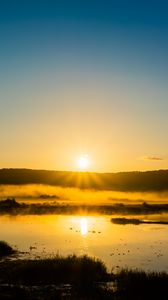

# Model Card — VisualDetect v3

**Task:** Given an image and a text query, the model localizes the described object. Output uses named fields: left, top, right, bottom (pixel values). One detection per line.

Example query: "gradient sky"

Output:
left=0, top=0, right=168, bottom=172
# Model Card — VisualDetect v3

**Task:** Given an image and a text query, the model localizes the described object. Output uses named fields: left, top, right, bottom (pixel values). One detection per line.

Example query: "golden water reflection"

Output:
left=80, top=217, right=88, bottom=235
left=1, top=214, right=168, bottom=273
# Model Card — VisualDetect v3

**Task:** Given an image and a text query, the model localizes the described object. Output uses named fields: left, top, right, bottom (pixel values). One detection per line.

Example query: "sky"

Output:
left=0, top=0, right=168, bottom=172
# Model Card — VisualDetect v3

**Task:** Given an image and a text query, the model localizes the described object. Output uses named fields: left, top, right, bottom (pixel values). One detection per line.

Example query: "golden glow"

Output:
left=76, top=154, right=90, bottom=170
left=80, top=217, right=88, bottom=235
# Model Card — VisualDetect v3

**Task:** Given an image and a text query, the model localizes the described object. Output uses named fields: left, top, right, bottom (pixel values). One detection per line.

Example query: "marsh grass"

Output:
left=0, top=253, right=168, bottom=299
left=0, top=255, right=113, bottom=299
left=0, top=255, right=109, bottom=285
left=115, top=269, right=168, bottom=300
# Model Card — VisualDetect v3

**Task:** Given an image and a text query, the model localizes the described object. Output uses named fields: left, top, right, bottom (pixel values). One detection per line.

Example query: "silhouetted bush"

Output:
left=0, top=241, right=16, bottom=257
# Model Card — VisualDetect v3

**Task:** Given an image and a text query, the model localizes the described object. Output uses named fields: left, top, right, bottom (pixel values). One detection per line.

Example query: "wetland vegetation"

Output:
left=1, top=198, right=168, bottom=216
left=1, top=175, right=168, bottom=299
left=0, top=243, right=168, bottom=299
left=111, top=217, right=168, bottom=225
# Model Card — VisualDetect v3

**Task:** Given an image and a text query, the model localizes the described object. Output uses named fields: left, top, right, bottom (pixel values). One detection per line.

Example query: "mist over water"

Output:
left=1, top=184, right=168, bottom=273
left=0, top=184, right=168, bottom=204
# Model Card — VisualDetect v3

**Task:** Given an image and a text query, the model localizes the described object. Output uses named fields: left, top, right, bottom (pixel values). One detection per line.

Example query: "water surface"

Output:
left=1, top=213, right=168, bottom=272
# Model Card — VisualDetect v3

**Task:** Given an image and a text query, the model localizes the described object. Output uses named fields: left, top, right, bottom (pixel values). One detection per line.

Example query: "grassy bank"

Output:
left=0, top=255, right=109, bottom=285
left=0, top=254, right=112, bottom=299
left=0, top=246, right=168, bottom=299
left=115, top=269, right=168, bottom=300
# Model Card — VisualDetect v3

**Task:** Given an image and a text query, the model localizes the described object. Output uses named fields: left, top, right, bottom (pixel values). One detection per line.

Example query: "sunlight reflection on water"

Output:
left=80, top=217, right=88, bottom=236
left=1, top=214, right=168, bottom=273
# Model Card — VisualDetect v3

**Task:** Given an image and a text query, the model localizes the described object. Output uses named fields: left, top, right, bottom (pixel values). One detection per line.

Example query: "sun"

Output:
left=77, top=154, right=90, bottom=170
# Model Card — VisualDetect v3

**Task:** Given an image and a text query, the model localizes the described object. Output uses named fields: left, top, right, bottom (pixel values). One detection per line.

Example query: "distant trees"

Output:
left=0, top=168, right=168, bottom=191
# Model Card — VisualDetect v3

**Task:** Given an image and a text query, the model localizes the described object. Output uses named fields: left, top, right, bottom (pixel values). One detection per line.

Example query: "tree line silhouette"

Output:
left=0, top=168, right=168, bottom=191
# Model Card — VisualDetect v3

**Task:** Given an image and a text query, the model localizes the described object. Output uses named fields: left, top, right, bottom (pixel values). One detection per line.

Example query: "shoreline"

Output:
left=1, top=198, right=168, bottom=216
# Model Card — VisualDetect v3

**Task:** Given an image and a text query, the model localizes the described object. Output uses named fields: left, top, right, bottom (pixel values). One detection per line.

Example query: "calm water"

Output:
left=1, top=213, right=168, bottom=272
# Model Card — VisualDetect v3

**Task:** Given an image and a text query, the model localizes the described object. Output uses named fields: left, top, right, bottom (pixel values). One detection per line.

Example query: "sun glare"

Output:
left=77, top=154, right=90, bottom=170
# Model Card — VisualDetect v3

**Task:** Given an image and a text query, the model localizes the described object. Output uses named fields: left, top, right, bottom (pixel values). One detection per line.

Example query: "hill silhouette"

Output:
left=0, top=168, right=168, bottom=192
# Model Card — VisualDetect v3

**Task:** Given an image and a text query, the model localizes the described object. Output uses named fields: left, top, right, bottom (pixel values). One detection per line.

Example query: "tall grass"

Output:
left=115, top=269, right=168, bottom=300
left=0, top=255, right=109, bottom=285
left=0, top=251, right=168, bottom=299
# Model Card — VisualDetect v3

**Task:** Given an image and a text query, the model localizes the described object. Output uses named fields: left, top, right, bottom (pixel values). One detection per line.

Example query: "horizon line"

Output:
left=0, top=167, right=168, bottom=175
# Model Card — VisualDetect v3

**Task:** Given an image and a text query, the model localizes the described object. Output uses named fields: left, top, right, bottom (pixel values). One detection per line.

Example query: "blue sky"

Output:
left=0, top=0, right=168, bottom=171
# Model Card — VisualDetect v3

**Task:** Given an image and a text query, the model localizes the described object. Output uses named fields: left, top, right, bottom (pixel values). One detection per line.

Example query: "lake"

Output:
left=1, top=213, right=168, bottom=273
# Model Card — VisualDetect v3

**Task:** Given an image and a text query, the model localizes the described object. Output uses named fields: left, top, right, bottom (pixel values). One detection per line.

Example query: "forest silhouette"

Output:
left=0, top=168, right=168, bottom=191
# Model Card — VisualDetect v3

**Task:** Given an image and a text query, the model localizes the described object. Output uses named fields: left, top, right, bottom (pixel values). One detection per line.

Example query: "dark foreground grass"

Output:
left=0, top=252, right=168, bottom=299
left=115, top=269, right=168, bottom=300
left=0, top=255, right=109, bottom=285
left=0, top=255, right=112, bottom=299
left=0, top=241, right=16, bottom=257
